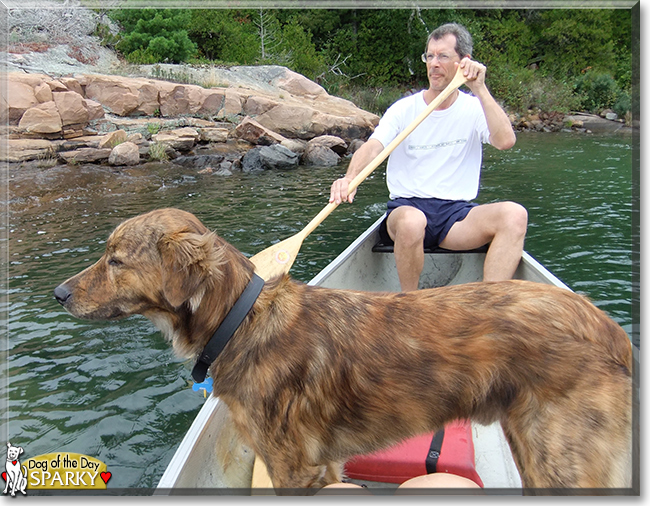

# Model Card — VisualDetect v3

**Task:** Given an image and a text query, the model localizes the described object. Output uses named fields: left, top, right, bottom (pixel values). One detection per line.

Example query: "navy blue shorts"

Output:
left=378, top=197, right=478, bottom=249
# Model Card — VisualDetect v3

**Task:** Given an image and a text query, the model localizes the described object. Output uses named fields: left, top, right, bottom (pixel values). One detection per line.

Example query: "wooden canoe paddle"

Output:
left=249, top=65, right=467, bottom=491
left=249, top=64, right=468, bottom=282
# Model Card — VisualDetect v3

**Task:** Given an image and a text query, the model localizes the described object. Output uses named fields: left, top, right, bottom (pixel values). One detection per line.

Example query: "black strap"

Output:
left=425, top=429, right=445, bottom=474
left=191, top=273, right=265, bottom=383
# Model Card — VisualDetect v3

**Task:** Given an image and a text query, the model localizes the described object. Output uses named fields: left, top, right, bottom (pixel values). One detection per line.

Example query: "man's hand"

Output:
left=458, top=57, right=487, bottom=94
left=329, top=176, right=356, bottom=204
left=457, top=57, right=515, bottom=150
left=329, top=139, right=384, bottom=204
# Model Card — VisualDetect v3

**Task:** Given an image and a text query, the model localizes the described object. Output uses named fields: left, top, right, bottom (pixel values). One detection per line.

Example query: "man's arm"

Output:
left=329, top=138, right=384, bottom=204
left=459, top=58, right=516, bottom=151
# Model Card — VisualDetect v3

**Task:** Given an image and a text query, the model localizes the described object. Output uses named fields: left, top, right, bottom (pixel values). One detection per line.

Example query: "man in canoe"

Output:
left=330, top=23, right=526, bottom=291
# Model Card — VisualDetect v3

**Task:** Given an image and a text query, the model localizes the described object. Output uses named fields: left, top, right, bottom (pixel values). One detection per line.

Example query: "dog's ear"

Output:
left=158, top=230, right=217, bottom=308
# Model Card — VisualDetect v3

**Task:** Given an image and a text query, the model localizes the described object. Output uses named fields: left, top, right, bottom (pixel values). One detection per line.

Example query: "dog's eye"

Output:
left=108, top=258, right=123, bottom=267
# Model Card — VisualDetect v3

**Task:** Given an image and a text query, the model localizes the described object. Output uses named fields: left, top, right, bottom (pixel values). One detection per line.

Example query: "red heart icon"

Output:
left=12, top=461, right=17, bottom=465
left=1, top=471, right=6, bottom=481
left=100, top=472, right=111, bottom=484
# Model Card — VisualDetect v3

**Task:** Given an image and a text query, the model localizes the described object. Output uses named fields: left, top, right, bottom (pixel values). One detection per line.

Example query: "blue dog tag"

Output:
left=192, top=377, right=213, bottom=397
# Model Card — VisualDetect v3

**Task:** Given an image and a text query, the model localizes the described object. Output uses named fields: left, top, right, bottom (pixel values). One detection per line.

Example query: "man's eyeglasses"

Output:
left=421, top=52, right=455, bottom=63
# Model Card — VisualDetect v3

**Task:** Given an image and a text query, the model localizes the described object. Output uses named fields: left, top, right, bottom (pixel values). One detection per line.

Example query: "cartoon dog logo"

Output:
left=3, top=442, right=28, bottom=496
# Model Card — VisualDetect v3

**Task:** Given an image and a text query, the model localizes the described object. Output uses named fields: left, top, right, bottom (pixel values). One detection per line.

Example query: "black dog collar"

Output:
left=191, top=273, right=265, bottom=383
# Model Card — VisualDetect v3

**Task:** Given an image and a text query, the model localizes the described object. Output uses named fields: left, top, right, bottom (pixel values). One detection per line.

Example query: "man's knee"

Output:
left=501, top=202, right=528, bottom=237
left=388, top=207, right=427, bottom=245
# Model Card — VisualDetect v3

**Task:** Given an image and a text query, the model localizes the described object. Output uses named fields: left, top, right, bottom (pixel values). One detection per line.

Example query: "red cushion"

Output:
left=345, top=419, right=483, bottom=486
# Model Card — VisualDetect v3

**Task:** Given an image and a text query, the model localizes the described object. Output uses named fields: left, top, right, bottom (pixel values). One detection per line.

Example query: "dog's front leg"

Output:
left=262, top=455, right=334, bottom=495
left=270, top=465, right=329, bottom=495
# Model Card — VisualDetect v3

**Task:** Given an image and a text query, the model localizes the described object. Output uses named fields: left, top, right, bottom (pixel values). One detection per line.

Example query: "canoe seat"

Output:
left=372, top=239, right=489, bottom=254
left=344, top=419, right=483, bottom=486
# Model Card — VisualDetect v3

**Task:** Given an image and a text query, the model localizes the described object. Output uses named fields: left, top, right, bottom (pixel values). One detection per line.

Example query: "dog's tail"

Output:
left=566, top=290, right=633, bottom=374
left=591, top=307, right=633, bottom=374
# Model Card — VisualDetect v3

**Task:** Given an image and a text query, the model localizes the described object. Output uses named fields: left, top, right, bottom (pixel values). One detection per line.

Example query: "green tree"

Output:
left=533, top=10, right=617, bottom=78
left=110, top=9, right=196, bottom=63
left=187, top=9, right=258, bottom=64
left=278, top=18, right=323, bottom=79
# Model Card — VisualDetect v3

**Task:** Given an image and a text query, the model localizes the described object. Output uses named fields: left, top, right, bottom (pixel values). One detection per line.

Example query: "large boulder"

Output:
left=98, top=130, right=128, bottom=149
left=0, top=139, right=57, bottom=163
left=276, top=69, right=326, bottom=98
left=302, top=144, right=341, bottom=167
left=173, top=153, right=225, bottom=170
left=34, top=82, right=53, bottom=103
left=307, top=135, right=348, bottom=155
left=52, top=91, right=89, bottom=126
left=254, top=102, right=376, bottom=141
left=152, top=127, right=200, bottom=151
left=219, top=89, right=245, bottom=118
left=84, top=76, right=140, bottom=116
left=108, top=141, right=140, bottom=166
left=258, top=145, right=299, bottom=170
left=241, top=147, right=264, bottom=173
left=157, top=82, right=191, bottom=117
left=80, top=75, right=159, bottom=116
left=241, top=144, right=300, bottom=171
left=83, top=99, right=105, bottom=121
left=199, top=127, right=229, bottom=143
left=243, top=95, right=279, bottom=116
left=198, top=89, right=226, bottom=116
left=235, top=116, right=287, bottom=145
left=59, top=77, right=84, bottom=96
left=3, top=80, right=38, bottom=124
left=18, top=101, right=62, bottom=134
left=59, top=147, right=112, bottom=163
left=157, top=82, right=224, bottom=117
left=254, top=104, right=316, bottom=140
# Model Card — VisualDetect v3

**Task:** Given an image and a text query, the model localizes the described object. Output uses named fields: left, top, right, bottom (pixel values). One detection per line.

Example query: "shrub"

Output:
left=488, top=64, right=580, bottom=114
left=613, top=92, right=631, bottom=118
left=148, top=142, right=169, bottom=162
left=146, top=122, right=161, bottom=136
left=574, top=72, right=620, bottom=113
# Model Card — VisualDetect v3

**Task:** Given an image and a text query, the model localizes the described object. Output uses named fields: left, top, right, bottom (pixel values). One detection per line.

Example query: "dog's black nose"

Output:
left=54, top=284, right=72, bottom=305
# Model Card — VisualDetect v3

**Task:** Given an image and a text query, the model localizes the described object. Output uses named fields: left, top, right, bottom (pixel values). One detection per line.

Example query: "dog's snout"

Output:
left=54, top=284, right=72, bottom=305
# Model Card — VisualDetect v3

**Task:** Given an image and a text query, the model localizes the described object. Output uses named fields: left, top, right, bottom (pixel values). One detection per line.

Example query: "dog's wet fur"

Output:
left=55, top=208, right=632, bottom=493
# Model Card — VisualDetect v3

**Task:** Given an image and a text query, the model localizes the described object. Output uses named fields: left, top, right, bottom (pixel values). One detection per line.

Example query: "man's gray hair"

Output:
left=427, top=23, right=473, bottom=58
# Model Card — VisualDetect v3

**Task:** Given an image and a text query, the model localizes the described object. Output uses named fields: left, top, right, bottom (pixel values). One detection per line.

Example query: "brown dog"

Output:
left=54, top=208, right=633, bottom=493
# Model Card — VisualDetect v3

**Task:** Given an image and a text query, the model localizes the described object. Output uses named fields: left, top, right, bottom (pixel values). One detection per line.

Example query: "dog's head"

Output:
left=54, top=208, right=254, bottom=357
left=7, top=443, right=23, bottom=461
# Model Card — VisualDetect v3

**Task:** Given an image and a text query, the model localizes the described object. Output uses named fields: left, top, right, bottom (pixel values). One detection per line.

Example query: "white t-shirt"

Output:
left=370, top=90, right=490, bottom=201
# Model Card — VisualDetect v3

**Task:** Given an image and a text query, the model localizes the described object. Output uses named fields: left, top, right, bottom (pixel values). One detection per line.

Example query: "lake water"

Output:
left=2, top=131, right=636, bottom=492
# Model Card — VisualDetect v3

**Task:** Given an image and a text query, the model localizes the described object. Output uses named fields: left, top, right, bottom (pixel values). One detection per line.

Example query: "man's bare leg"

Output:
left=440, top=201, right=528, bottom=281
left=386, top=206, right=427, bottom=292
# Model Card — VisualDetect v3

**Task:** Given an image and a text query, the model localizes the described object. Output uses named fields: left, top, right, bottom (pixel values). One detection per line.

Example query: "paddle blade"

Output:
left=249, top=233, right=305, bottom=281
left=251, top=457, right=274, bottom=492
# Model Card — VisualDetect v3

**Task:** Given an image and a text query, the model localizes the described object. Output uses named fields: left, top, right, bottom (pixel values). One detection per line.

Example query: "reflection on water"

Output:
left=4, top=132, right=635, bottom=491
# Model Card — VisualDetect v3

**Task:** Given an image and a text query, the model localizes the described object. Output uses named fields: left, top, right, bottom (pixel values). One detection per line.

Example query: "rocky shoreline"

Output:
left=1, top=66, right=631, bottom=174
left=1, top=67, right=378, bottom=172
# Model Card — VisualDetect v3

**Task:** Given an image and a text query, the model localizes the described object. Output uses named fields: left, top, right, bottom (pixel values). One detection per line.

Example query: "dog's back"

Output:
left=213, top=277, right=632, bottom=490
